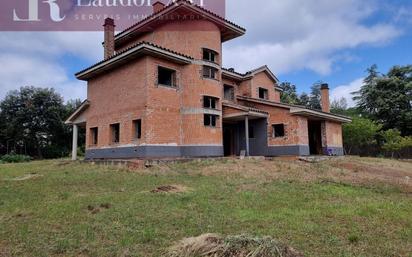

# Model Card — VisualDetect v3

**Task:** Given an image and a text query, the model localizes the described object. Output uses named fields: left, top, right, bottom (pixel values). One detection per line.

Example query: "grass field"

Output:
left=0, top=157, right=411, bottom=257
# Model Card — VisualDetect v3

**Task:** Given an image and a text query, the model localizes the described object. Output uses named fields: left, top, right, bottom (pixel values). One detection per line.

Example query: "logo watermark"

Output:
left=1, top=0, right=226, bottom=31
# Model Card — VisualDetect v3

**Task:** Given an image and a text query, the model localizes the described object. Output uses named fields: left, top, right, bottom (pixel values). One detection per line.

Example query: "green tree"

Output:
left=0, top=86, right=72, bottom=158
left=308, top=82, right=322, bottom=110
left=342, top=117, right=382, bottom=154
left=331, top=97, right=348, bottom=115
left=380, top=129, right=412, bottom=158
left=280, top=82, right=300, bottom=104
left=298, top=92, right=310, bottom=107
left=353, top=65, right=412, bottom=136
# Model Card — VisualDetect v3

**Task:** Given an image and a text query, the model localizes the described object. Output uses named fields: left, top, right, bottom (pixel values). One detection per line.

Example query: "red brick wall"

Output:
left=116, top=20, right=222, bottom=61
left=238, top=100, right=309, bottom=146
left=250, top=71, right=279, bottom=102
left=86, top=57, right=148, bottom=148
left=324, top=121, right=343, bottom=147
left=86, top=19, right=224, bottom=149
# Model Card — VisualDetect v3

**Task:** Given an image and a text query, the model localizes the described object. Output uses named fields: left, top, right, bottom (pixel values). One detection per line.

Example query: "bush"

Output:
left=1, top=154, right=31, bottom=163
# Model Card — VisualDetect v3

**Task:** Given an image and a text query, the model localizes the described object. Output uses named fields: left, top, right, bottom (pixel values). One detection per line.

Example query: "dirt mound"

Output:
left=166, top=234, right=304, bottom=257
left=151, top=185, right=188, bottom=193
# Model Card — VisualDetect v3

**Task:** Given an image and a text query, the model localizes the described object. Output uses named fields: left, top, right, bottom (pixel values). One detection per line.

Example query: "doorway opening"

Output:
left=308, top=120, right=322, bottom=155
left=223, top=123, right=237, bottom=156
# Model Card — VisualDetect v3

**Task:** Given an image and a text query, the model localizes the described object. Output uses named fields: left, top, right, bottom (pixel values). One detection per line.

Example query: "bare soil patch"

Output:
left=86, top=203, right=111, bottom=214
left=329, top=158, right=412, bottom=192
left=151, top=185, right=189, bottom=194
left=166, top=234, right=304, bottom=257
left=3, top=173, right=43, bottom=181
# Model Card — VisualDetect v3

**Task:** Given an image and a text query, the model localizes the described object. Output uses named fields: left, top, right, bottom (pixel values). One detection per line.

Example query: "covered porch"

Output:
left=222, top=103, right=268, bottom=157
left=65, top=100, right=89, bottom=161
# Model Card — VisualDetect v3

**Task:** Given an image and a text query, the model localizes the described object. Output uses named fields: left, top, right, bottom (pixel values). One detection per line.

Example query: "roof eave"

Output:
left=76, top=44, right=192, bottom=81
left=290, top=108, right=352, bottom=123
left=65, top=100, right=90, bottom=124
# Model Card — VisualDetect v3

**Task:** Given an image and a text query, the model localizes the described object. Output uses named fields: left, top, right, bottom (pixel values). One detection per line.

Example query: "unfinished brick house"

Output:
left=66, top=0, right=351, bottom=160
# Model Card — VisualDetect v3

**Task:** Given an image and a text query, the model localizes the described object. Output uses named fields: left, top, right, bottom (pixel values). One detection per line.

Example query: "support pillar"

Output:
left=72, top=124, right=78, bottom=161
left=245, top=116, right=249, bottom=156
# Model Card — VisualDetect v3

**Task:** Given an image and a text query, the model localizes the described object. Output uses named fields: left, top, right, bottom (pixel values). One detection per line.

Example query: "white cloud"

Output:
left=330, top=78, right=364, bottom=107
left=0, top=32, right=102, bottom=101
left=223, top=0, right=402, bottom=75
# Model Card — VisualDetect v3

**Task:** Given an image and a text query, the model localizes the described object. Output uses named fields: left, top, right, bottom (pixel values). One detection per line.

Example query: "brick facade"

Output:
left=68, top=1, right=349, bottom=159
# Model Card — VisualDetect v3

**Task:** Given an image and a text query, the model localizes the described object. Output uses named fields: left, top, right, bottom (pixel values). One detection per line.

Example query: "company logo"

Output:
left=13, top=0, right=65, bottom=22
left=1, top=0, right=225, bottom=31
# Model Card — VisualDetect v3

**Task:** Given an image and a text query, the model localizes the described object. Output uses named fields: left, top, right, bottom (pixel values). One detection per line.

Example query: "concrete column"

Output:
left=245, top=116, right=249, bottom=156
left=72, top=124, right=78, bottom=161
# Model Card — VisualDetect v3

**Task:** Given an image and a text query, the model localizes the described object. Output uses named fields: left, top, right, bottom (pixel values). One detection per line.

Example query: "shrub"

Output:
left=1, top=154, right=31, bottom=163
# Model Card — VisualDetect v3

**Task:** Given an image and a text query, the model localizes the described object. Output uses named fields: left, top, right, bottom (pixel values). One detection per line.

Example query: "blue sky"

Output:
left=0, top=0, right=411, bottom=107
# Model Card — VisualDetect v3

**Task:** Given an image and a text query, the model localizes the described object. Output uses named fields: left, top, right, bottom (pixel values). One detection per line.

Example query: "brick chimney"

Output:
left=103, top=18, right=115, bottom=59
left=153, top=1, right=165, bottom=13
left=320, top=83, right=330, bottom=113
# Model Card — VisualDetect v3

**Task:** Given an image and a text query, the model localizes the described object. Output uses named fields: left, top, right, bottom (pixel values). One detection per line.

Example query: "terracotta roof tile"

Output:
left=76, top=41, right=193, bottom=76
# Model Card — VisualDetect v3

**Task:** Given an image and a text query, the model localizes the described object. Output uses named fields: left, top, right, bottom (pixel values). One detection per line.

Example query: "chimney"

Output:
left=320, top=83, right=330, bottom=113
left=153, top=1, right=165, bottom=13
left=103, top=18, right=115, bottom=59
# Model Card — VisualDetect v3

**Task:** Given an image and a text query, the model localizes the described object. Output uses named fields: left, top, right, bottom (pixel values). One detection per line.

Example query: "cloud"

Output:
left=0, top=53, right=87, bottom=101
left=0, top=32, right=102, bottom=101
left=223, top=0, right=402, bottom=75
left=330, top=78, right=364, bottom=107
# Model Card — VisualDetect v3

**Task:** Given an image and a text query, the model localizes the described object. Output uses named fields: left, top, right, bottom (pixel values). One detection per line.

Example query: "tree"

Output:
left=342, top=117, right=382, bottom=154
left=380, top=129, right=412, bottom=158
left=280, top=82, right=300, bottom=104
left=0, top=86, right=72, bottom=158
left=308, top=83, right=322, bottom=110
left=380, top=129, right=403, bottom=158
left=331, top=97, right=348, bottom=114
left=298, top=92, right=310, bottom=107
left=353, top=65, right=412, bottom=136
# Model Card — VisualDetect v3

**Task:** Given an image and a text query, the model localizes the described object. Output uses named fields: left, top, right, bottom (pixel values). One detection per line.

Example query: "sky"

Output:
left=0, top=0, right=411, bottom=107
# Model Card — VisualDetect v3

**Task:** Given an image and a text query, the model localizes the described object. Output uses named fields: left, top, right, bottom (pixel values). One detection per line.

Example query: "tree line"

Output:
left=0, top=87, right=83, bottom=159
left=281, top=64, right=412, bottom=158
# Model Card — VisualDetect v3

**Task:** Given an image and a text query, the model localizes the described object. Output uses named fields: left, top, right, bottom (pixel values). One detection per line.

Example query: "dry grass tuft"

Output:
left=166, top=234, right=304, bottom=257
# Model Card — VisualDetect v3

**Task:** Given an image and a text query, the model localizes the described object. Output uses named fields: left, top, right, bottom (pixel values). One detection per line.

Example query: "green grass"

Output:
left=0, top=158, right=411, bottom=257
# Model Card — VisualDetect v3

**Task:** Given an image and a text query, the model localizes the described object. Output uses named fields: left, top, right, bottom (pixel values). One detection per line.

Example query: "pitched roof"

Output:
left=246, top=65, right=280, bottom=83
left=222, top=66, right=282, bottom=90
left=65, top=100, right=90, bottom=124
left=237, top=96, right=352, bottom=123
left=114, top=0, right=246, bottom=46
left=76, top=41, right=193, bottom=80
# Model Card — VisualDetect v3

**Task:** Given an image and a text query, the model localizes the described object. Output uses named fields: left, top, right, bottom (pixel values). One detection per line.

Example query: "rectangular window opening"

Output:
left=259, top=87, right=269, bottom=100
left=204, top=114, right=218, bottom=127
left=203, top=96, right=218, bottom=109
left=90, top=127, right=98, bottom=145
left=203, top=66, right=218, bottom=80
left=203, top=48, right=217, bottom=63
left=110, top=123, right=120, bottom=144
left=133, top=119, right=141, bottom=139
left=272, top=124, right=285, bottom=138
left=224, top=85, right=235, bottom=101
left=158, top=66, right=176, bottom=87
